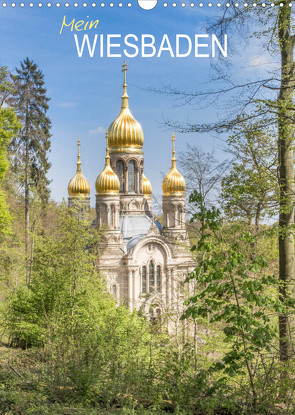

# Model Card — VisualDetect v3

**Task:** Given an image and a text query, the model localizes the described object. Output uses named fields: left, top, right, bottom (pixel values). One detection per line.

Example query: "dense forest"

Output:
left=1, top=3, right=295, bottom=415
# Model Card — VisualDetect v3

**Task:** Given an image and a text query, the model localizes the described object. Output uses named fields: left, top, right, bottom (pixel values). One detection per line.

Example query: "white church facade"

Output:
left=67, top=62, right=195, bottom=320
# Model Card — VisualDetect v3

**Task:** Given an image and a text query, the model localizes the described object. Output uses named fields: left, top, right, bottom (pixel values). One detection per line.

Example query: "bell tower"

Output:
left=162, top=134, right=187, bottom=241
left=95, top=131, right=123, bottom=255
left=96, top=131, right=120, bottom=231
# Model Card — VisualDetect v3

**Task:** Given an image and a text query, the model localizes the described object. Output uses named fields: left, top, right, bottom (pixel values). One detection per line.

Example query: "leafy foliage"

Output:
left=183, top=191, right=286, bottom=411
left=221, top=121, right=278, bottom=230
left=4, top=204, right=103, bottom=347
left=0, top=66, right=21, bottom=236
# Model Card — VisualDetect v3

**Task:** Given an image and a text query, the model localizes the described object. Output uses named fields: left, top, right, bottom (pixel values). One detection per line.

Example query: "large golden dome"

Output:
left=108, top=61, right=144, bottom=154
left=162, top=134, right=186, bottom=196
left=68, top=139, right=91, bottom=197
left=96, top=131, right=120, bottom=195
left=142, top=173, right=152, bottom=196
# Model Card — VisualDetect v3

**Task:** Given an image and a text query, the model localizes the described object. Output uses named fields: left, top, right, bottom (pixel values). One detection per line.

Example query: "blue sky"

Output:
left=0, top=3, right=274, bottom=205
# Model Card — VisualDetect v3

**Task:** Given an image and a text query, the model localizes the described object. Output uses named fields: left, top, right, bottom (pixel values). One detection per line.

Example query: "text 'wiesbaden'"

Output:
left=72, top=34, right=227, bottom=58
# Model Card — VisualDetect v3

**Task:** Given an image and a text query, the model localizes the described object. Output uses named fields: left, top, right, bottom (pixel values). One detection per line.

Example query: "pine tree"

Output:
left=10, top=58, right=51, bottom=274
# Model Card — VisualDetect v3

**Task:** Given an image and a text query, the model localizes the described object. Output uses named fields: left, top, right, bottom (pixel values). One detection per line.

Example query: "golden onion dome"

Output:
left=162, top=134, right=186, bottom=196
left=68, top=139, right=91, bottom=197
left=95, top=131, right=120, bottom=195
left=142, top=173, right=152, bottom=196
left=108, top=61, right=144, bottom=154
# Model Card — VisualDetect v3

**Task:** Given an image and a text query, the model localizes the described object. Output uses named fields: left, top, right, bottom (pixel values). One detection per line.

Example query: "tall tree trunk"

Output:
left=25, top=108, right=30, bottom=283
left=277, top=3, right=295, bottom=362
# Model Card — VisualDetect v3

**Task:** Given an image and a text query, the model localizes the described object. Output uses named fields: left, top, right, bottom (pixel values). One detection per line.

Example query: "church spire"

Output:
left=162, top=133, right=186, bottom=196
left=105, top=130, right=111, bottom=167
left=76, top=138, right=82, bottom=172
left=108, top=62, right=144, bottom=153
left=68, top=138, right=91, bottom=198
left=121, top=60, right=129, bottom=109
left=171, top=133, right=176, bottom=169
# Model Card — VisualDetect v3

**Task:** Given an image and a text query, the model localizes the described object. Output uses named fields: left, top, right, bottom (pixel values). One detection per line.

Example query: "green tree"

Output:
left=4, top=203, right=103, bottom=348
left=0, top=108, right=20, bottom=235
left=0, top=66, right=15, bottom=106
left=2, top=204, right=161, bottom=408
left=10, top=58, right=51, bottom=270
left=221, top=121, right=278, bottom=232
left=276, top=4, right=295, bottom=363
left=0, top=66, right=21, bottom=236
left=183, top=191, right=286, bottom=412
left=158, top=3, right=295, bottom=361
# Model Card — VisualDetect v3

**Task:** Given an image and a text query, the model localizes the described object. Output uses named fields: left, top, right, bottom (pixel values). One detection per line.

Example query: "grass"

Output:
left=0, top=345, right=174, bottom=415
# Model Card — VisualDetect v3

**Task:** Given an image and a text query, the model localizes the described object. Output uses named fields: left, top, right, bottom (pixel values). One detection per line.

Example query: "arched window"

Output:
left=142, top=266, right=147, bottom=293
left=110, top=205, right=115, bottom=228
left=112, top=284, right=117, bottom=298
left=149, top=261, right=154, bottom=292
left=156, top=265, right=161, bottom=292
left=128, top=160, right=136, bottom=193
left=116, top=160, right=124, bottom=192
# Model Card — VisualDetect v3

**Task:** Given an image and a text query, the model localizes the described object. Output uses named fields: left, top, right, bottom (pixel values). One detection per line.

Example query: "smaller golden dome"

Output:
left=96, top=131, right=120, bottom=195
left=68, top=139, right=91, bottom=197
left=162, top=134, right=186, bottom=196
left=142, top=173, right=152, bottom=196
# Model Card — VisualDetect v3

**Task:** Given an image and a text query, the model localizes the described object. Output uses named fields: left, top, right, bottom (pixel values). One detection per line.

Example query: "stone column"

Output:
left=115, top=205, right=120, bottom=229
left=106, top=205, right=110, bottom=227
left=134, top=164, right=139, bottom=194
left=139, top=168, right=143, bottom=193
left=113, top=206, right=116, bottom=229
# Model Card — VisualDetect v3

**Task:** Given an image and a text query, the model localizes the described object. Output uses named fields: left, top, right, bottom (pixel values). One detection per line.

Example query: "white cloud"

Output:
left=89, top=126, right=105, bottom=135
left=57, top=102, right=77, bottom=109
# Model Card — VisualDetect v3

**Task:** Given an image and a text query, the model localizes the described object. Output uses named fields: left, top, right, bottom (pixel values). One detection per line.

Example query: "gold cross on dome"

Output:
left=77, top=138, right=81, bottom=171
left=172, top=133, right=175, bottom=150
left=122, top=60, right=128, bottom=83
